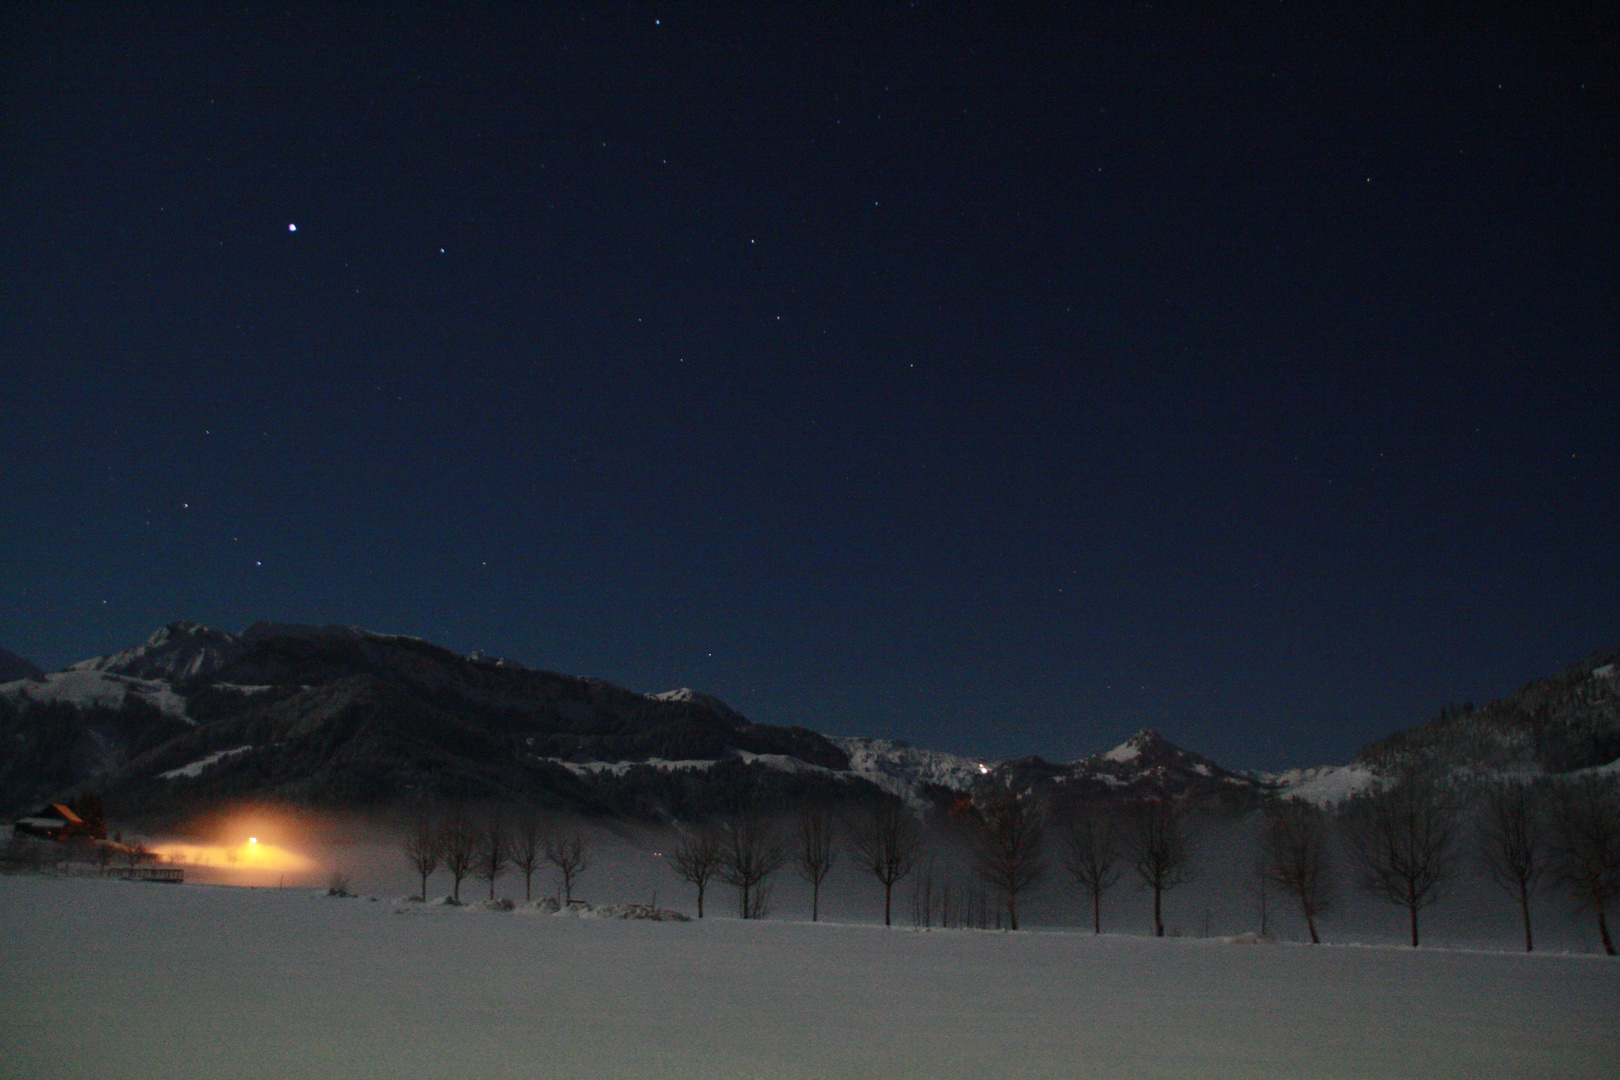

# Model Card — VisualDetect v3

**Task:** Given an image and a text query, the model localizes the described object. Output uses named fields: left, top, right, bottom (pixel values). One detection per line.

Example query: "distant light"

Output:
left=288, top=223, right=297, bottom=232
left=249, top=837, right=258, bottom=844
left=978, top=764, right=989, bottom=774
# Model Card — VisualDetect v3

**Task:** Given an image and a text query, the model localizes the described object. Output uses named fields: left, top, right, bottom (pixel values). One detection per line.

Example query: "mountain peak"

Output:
left=649, top=687, right=744, bottom=723
left=1099, top=728, right=1167, bottom=763
left=70, top=621, right=240, bottom=682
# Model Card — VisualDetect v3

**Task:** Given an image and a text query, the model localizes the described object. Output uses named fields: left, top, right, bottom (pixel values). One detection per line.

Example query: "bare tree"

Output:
left=1550, top=773, right=1620, bottom=956
left=1259, top=796, right=1335, bottom=944
left=440, top=810, right=478, bottom=903
left=1057, top=800, right=1122, bottom=934
left=509, top=815, right=544, bottom=902
left=122, top=839, right=149, bottom=872
left=544, top=828, right=592, bottom=904
left=1343, top=780, right=1457, bottom=947
left=1125, top=799, right=1197, bottom=937
left=402, top=810, right=440, bottom=899
left=972, top=791, right=1046, bottom=930
left=475, top=813, right=508, bottom=900
left=1477, top=781, right=1549, bottom=952
left=670, top=819, right=724, bottom=918
left=847, top=798, right=925, bottom=926
left=718, top=807, right=786, bottom=919
left=795, top=802, right=838, bottom=922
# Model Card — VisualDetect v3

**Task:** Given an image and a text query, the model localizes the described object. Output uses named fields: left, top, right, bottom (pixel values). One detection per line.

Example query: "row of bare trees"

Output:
left=667, top=805, right=793, bottom=920
left=400, top=773, right=1617, bottom=950
left=402, top=807, right=592, bottom=904
left=664, top=791, right=1199, bottom=935
left=1260, top=772, right=1619, bottom=952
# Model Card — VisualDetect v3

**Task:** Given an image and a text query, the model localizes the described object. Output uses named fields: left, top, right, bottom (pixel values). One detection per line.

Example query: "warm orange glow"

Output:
left=148, top=839, right=314, bottom=873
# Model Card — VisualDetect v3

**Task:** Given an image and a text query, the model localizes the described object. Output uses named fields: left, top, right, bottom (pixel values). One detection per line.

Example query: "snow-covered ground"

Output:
left=2, top=872, right=1614, bottom=1079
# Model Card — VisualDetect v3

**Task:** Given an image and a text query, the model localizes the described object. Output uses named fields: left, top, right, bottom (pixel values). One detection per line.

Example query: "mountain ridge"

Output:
left=4, top=622, right=1617, bottom=823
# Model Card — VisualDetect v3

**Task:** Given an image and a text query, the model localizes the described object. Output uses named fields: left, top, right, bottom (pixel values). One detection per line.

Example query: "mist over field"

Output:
left=109, top=808, right=1614, bottom=954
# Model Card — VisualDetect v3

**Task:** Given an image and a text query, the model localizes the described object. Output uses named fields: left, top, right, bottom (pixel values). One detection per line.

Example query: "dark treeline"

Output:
left=388, top=771, right=1619, bottom=954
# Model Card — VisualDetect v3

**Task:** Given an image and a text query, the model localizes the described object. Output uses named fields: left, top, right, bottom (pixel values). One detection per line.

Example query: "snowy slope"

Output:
left=1267, top=763, right=1382, bottom=805
left=834, top=737, right=992, bottom=799
left=0, top=668, right=192, bottom=722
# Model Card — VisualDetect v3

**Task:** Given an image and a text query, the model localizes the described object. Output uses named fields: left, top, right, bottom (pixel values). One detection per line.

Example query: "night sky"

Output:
left=3, top=3, right=1614, bottom=770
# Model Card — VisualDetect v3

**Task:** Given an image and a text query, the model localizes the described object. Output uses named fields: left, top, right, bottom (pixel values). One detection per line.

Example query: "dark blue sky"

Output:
left=3, top=3, right=1614, bottom=769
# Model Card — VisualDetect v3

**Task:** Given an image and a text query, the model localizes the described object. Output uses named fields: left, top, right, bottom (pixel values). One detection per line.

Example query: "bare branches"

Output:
left=795, top=802, right=838, bottom=922
left=475, top=814, right=508, bottom=900
left=971, top=791, right=1045, bottom=931
left=1259, top=797, right=1335, bottom=944
left=1057, top=801, right=1122, bottom=934
left=717, top=808, right=785, bottom=919
left=509, top=815, right=544, bottom=903
left=1477, top=781, right=1548, bottom=952
left=846, top=798, right=924, bottom=927
left=544, top=830, right=591, bottom=904
left=402, top=810, right=441, bottom=899
left=1343, top=781, right=1457, bottom=946
left=669, top=820, right=724, bottom=918
left=1550, top=773, right=1620, bottom=956
left=1125, top=799, right=1197, bottom=938
left=439, top=809, right=477, bottom=903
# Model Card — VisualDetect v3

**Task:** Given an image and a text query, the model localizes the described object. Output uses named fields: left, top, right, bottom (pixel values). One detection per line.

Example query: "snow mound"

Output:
left=539, top=900, right=690, bottom=921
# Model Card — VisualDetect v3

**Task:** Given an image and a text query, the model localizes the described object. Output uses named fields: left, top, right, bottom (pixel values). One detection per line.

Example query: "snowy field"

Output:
left=3, top=873, right=1616, bottom=1080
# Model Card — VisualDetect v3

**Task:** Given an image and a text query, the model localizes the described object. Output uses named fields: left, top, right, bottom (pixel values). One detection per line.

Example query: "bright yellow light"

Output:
left=148, top=840, right=313, bottom=874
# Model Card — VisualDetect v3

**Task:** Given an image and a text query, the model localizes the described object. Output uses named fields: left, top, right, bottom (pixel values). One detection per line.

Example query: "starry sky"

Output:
left=3, top=2, right=1614, bottom=770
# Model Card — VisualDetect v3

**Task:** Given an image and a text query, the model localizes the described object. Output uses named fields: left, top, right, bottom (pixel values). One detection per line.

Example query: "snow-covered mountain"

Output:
left=1, top=668, right=192, bottom=722
left=67, top=621, right=242, bottom=682
left=0, top=621, right=850, bottom=820
left=835, top=737, right=994, bottom=804
left=4, top=622, right=1614, bottom=823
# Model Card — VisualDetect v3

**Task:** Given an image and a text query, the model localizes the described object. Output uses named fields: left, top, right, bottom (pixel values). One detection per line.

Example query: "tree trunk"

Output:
left=883, top=882, right=893, bottom=926
left=1304, top=905, right=1319, bottom=945
left=811, top=882, right=820, bottom=922
left=1007, top=893, right=1019, bottom=931
left=1518, top=891, right=1533, bottom=952
left=1408, top=903, right=1420, bottom=947
left=1092, top=893, right=1101, bottom=935
left=1597, top=899, right=1615, bottom=956
left=1153, top=886, right=1164, bottom=937
left=419, top=871, right=429, bottom=898
left=696, top=883, right=705, bottom=919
